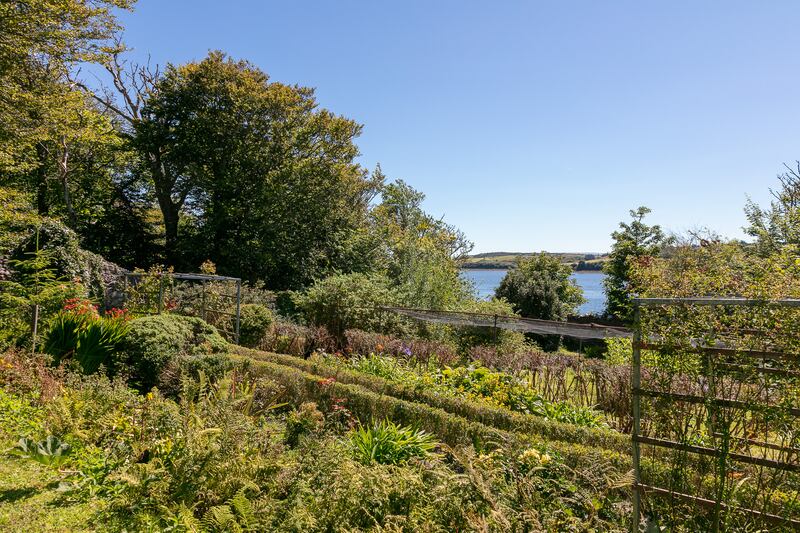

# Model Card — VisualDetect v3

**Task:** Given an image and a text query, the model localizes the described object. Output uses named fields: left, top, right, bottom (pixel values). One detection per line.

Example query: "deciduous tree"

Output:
left=133, top=51, right=377, bottom=286
left=495, top=252, right=584, bottom=321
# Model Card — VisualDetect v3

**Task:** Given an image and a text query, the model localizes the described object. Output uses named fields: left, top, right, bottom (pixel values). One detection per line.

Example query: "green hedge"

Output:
left=237, top=303, right=274, bottom=347
left=123, top=314, right=229, bottom=390
left=233, top=346, right=630, bottom=454
left=229, top=354, right=633, bottom=473
left=230, top=351, right=762, bottom=519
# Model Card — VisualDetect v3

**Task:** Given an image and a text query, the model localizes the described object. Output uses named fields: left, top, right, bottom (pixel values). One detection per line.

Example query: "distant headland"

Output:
left=461, top=252, right=609, bottom=271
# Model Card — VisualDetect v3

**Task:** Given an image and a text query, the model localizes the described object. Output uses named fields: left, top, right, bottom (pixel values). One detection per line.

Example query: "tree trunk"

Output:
left=58, top=136, right=77, bottom=227
left=161, top=199, right=180, bottom=266
left=35, top=144, right=49, bottom=216
left=150, top=151, right=181, bottom=267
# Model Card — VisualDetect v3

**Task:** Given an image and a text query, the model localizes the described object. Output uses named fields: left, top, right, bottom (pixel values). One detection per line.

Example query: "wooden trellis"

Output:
left=631, top=297, right=800, bottom=532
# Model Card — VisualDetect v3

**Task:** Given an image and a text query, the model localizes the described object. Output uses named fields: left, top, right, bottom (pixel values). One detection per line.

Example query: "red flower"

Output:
left=63, top=298, right=99, bottom=317
left=104, top=308, right=130, bottom=321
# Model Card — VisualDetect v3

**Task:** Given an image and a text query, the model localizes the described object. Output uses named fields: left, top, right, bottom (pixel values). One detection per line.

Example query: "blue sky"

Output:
left=115, top=1, right=800, bottom=253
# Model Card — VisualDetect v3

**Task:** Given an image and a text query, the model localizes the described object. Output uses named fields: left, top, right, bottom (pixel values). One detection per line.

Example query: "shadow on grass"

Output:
left=0, top=486, right=40, bottom=503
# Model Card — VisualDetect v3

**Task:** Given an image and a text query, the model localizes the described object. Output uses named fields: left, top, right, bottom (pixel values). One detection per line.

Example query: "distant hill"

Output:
left=461, top=251, right=609, bottom=271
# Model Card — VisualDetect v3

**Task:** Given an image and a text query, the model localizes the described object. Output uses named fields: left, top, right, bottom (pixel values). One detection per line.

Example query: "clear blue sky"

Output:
left=115, top=1, right=800, bottom=253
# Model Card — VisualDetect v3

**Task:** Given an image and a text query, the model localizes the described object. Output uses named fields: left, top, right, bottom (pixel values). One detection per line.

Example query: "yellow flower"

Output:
left=540, top=453, right=551, bottom=464
left=519, top=448, right=541, bottom=463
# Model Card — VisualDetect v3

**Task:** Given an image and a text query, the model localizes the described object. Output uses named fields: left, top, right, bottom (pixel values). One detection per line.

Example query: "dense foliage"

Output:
left=338, top=352, right=607, bottom=428
left=237, top=303, right=274, bottom=348
left=43, top=298, right=129, bottom=375
left=132, top=52, right=378, bottom=284
left=120, top=314, right=229, bottom=391
left=0, top=350, right=633, bottom=531
left=495, top=252, right=584, bottom=321
left=602, top=206, right=668, bottom=321
left=744, top=162, right=800, bottom=255
left=297, top=272, right=404, bottom=343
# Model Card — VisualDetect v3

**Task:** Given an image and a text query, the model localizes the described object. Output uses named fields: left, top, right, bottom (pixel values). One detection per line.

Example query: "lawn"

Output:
left=0, top=443, right=102, bottom=532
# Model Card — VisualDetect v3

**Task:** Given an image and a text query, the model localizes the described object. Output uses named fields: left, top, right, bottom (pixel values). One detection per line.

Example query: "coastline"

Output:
left=460, top=266, right=605, bottom=273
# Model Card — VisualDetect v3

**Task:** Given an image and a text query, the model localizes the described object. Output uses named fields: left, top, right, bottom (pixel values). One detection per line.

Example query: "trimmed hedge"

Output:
left=229, top=354, right=633, bottom=473
left=233, top=346, right=630, bottom=454
left=122, top=314, right=228, bottom=390
left=230, top=352, right=716, bottom=496
left=237, top=304, right=274, bottom=347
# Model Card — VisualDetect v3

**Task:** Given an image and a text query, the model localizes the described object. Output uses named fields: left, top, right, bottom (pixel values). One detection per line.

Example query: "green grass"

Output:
left=0, top=441, right=103, bottom=532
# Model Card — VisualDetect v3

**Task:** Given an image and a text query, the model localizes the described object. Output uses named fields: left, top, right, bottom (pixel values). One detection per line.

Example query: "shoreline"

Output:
left=460, top=267, right=605, bottom=273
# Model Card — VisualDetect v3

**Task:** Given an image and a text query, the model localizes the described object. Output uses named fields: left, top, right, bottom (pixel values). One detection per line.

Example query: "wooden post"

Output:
left=157, top=275, right=164, bottom=314
left=31, top=304, right=39, bottom=356
left=631, top=304, right=642, bottom=532
left=235, top=279, right=241, bottom=344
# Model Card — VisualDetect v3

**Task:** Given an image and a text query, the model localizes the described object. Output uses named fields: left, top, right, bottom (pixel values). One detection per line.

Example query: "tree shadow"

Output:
left=0, top=486, right=40, bottom=503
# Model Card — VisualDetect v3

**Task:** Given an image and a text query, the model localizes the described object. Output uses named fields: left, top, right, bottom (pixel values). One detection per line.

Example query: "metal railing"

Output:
left=121, top=271, right=242, bottom=343
left=379, top=306, right=631, bottom=340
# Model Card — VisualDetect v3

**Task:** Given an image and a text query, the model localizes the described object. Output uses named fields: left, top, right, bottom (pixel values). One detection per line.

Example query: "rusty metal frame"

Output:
left=123, top=271, right=242, bottom=343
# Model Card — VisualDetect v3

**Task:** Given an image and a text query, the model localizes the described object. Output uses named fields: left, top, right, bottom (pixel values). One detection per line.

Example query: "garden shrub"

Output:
left=344, top=328, right=459, bottom=365
left=437, top=363, right=606, bottom=427
left=297, top=272, right=408, bottom=344
left=155, top=352, right=233, bottom=398
left=284, top=401, right=324, bottom=446
left=274, top=290, right=300, bottom=318
left=29, top=282, right=87, bottom=323
left=0, top=350, right=63, bottom=401
left=238, top=280, right=276, bottom=307
left=450, top=297, right=532, bottom=355
left=233, top=346, right=631, bottom=452
left=43, top=299, right=129, bottom=376
left=10, top=217, right=125, bottom=301
left=121, top=314, right=228, bottom=391
left=0, top=387, right=46, bottom=439
left=230, top=353, right=633, bottom=463
left=256, top=319, right=334, bottom=357
left=0, top=288, right=33, bottom=350
left=237, top=303, right=273, bottom=347
left=0, top=245, right=86, bottom=351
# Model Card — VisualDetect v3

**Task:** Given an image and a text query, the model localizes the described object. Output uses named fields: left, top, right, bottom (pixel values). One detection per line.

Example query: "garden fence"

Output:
left=378, top=306, right=631, bottom=340
left=631, top=297, right=800, bottom=532
left=120, top=271, right=242, bottom=343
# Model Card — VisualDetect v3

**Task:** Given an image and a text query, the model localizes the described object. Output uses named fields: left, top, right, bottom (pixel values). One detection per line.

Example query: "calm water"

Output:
left=460, top=269, right=607, bottom=316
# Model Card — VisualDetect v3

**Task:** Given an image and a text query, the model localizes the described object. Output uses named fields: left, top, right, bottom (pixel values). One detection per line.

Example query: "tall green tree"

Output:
left=495, top=252, right=584, bottom=321
left=0, top=1, right=159, bottom=268
left=603, top=206, right=667, bottom=322
left=0, top=0, right=132, bottom=205
left=744, top=162, right=800, bottom=256
left=132, top=51, right=378, bottom=287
